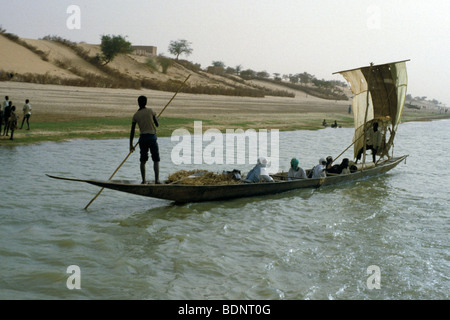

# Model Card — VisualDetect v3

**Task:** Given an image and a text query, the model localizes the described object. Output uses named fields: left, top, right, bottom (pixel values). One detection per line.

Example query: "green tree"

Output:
left=157, top=55, right=173, bottom=74
left=99, top=34, right=133, bottom=65
left=211, top=61, right=225, bottom=68
left=299, top=72, right=314, bottom=86
left=225, top=67, right=236, bottom=74
left=240, top=69, right=256, bottom=80
left=255, top=71, right=269, bottom=79
left=235, top=65, right=242, bottom=76
left=168, top=39, right=193, bottom=60
left=289, top=74, right=299, bottom=84
left=145, top=57, right=159, bottom=71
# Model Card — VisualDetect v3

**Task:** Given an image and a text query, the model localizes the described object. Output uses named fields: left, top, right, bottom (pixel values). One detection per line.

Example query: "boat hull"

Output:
left=47, top=155, right=407, bottom=203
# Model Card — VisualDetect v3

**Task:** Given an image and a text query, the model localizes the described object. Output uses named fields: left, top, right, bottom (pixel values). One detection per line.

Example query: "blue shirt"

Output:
left=245, top=165, right=273, bottom=183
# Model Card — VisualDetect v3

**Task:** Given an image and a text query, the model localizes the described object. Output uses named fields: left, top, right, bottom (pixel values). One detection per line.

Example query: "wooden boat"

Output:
left=46, top=155, right=407, bottom=203
left=48, top=60, right=410, bottom=204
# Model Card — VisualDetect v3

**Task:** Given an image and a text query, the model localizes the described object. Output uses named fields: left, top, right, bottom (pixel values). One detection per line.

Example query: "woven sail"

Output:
left=335, top=60, right=408, bottom=158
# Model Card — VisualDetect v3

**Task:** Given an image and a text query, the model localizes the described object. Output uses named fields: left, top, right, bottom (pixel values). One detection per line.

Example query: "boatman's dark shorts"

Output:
left=139, top=134, right=160, bottom=162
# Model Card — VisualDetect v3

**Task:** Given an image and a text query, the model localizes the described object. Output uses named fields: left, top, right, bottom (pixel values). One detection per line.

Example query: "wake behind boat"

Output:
left=47, top=60, right=410, bottom=205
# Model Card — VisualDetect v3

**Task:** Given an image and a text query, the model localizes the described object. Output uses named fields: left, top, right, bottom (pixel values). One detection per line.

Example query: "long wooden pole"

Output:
left=83, top=145, right=138, bottom=210
left=331, top=132, right=366, bottom=165
left=84, top=74, right=191, bottom=210
left=361, top=63, right=373, bottom=170
left=157, top=74, right=191, bottom=118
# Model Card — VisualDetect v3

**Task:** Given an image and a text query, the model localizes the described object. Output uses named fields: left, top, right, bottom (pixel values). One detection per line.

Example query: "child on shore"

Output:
left=8, top=106, right=18, bottom=140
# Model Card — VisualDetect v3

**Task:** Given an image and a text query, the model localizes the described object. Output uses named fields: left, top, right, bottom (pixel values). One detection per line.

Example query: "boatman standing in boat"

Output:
left=129, top=95, right=161, bottom=184
left=355, top=121, right=383, bottom=164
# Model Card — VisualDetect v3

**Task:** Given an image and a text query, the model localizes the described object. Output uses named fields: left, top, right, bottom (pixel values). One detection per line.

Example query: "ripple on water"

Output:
left=0, top=120, right=449, bottom=299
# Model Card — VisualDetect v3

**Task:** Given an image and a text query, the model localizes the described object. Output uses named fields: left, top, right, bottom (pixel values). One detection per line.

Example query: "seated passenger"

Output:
left=288, top=158, right=307, bottom=180
left=340, top=158, right=350, bottom=174
left=311, top=158, right=327, bottom=179
left=326, top=156, right=333, bottom=170
left=245, top=157, right=274, bottom=183
left=327, top=158, right=350, bottom=175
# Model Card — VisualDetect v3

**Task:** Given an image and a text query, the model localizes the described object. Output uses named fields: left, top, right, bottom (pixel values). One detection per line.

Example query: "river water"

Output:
left=0, top=119, right=448, bottom=300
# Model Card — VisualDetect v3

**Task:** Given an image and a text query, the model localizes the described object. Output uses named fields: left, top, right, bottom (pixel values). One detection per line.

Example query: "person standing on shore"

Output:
left=0, top=101, right=3, bottom=135
left=1, top=96, right=9, bottom=134
left=129, top=95, right=161, bottom=184
left=3, top=96, right=9, bottom=110
left=20, top=99, right=32, bottom=130
left=3, top=101, right=12, bottom=136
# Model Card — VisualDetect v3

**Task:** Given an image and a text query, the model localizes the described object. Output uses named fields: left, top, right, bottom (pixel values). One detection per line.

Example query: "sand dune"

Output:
left=1, top=34, right=211, bottom=87
left=1, top=34, right=336, bottom=96
left=23, top=39, right=108, bottom=77
left=75, top=42, right=250, bottom=89
left=0, top=35, right=79, bottom=79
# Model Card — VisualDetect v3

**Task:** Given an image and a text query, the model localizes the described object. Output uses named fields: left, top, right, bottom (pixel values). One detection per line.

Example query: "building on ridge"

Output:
left=132, top=46, right=157, bottom=57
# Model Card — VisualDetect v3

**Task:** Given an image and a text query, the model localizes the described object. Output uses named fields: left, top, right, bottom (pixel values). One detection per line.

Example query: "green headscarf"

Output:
left=290, top=158, right=299, bottom=171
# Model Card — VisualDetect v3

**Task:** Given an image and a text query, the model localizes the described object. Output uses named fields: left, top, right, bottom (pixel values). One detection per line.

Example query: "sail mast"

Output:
left=361, top=63, right=374, bottom=168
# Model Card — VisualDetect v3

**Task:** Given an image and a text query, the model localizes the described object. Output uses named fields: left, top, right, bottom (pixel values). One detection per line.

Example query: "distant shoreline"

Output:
left=1, top=113, right=449, bottom=147
left=1, top=113, right=448, bottom=147
left=1, top=81, right=448, bottom=146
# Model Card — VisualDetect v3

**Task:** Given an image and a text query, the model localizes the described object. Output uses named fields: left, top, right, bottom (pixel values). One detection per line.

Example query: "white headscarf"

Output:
left=257, top=156, right=268, bottom=167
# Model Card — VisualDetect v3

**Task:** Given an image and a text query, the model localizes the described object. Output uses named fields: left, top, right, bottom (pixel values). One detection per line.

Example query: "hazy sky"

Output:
left=1, top=0, right=449, bottom=105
